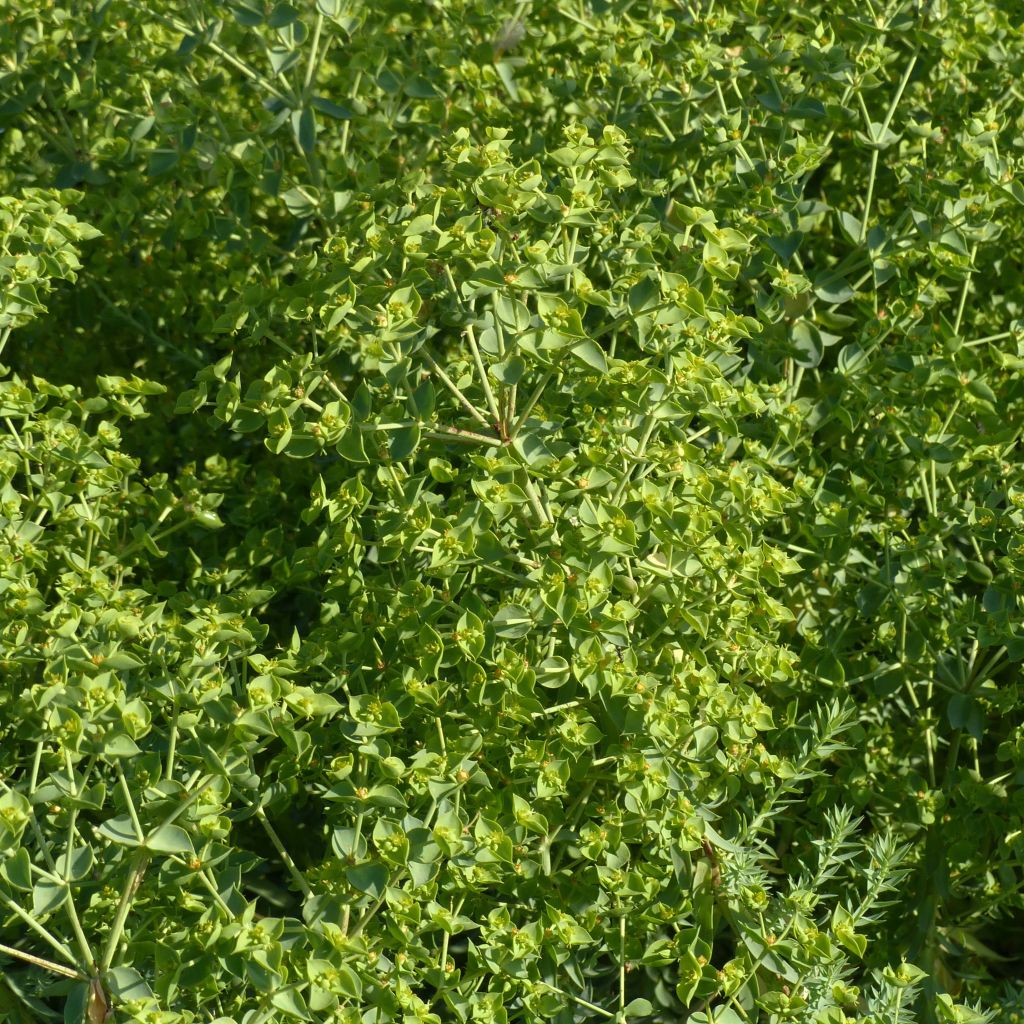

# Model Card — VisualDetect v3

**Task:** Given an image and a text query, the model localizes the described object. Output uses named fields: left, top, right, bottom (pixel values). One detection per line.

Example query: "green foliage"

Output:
left=0, top=1, right=1022, bottom=1023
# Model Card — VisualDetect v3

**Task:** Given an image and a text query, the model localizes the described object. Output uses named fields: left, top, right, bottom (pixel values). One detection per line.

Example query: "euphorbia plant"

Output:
left=1, top=1, right=1022, bottom=1023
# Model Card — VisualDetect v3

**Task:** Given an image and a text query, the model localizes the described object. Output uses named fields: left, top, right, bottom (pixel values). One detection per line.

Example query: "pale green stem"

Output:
left=953, top=244, right=979, bottom=337
left=24, top=754, right=95, bottom=971
left=0, top=894, right=83, bottom=972
left=0, top=941, right=84, bottom=979
left=421, top=349, right=492, bottom=428
left=509, top=370, right=554, bottom=440
left=612, top=418, right=658, bottom=505
left=117, top=764, right=146, bottom=842
left=255, top=806, right=312, bottom=898
left=537, top=983, right=616, bottom=1019
left=619, top=913, right=627, bottom=1011
left=522, top=476, right=551, bottom=525
left=99, top=850, right=150, bottom=973
left=302, top=13, right=324, bottom=94
left=164, top=705, right=179, bottom=781
left=424, top=426, right=502, bottom=447
left=465, top=325, right=503, bottom=434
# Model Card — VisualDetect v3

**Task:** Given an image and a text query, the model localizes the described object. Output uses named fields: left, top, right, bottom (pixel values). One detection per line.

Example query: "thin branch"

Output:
left=0, top=941, right=86, bottom=980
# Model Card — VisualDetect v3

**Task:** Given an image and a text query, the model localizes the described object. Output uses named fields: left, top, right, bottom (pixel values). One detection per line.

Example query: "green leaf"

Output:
left=492, top=604, right=533, bottom=638
left=571, top=339, right=608, bottom=373
left=767, top=232, right=803, bottom=264
left=346, top=862, right=389, bottom=898
left=146, top=825, right=195, bottom=855
left=494, top=61, right=519, bottom=102
left=271, top=986, right=311, bottom=1019
left=97, top=816, right=142, bottom=847
left=292, top=107, right=317, bottom=154
left=102, top=651, right=143, bottom=670
left=106, top=967, right=153, bottom=1002
left=64, top=845, right=95, bottom=882
left=490, top=354, right=527, bottom=385
left=623, top=998, right=653, bottom=1018
left=101, top=734, right=141, bottom=758
left=147, top=150, right=179, bottom=177
left=335, top=964, right=361, bottom=1000
left=404, top=75, right=439, bottom=99
left=628, top=277, right=660, bottom=313
left=791, top=320, right=823, bottom=368
left=389, top=424, right=420, bottom=461
left=310, top=96, right=352, bottom=120
left=32, top=879, right=68, bottom=916
left=832, top=905, right=867, bottom=958
left=1, top=847, right=32, bottom=890
left=837, top=342, right=869, bottom=375
left=813, top=271, right=854, bottom=304
left=63, top=982, right=88, bottom=1024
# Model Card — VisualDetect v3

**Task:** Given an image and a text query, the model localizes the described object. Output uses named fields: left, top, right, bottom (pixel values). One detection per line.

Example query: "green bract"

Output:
left=0, top=2, right=1021, bottom=1023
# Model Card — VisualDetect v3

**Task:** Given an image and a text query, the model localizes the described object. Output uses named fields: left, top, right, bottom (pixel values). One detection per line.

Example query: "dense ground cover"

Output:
left=1, top=1, right=1024, bottom=1022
